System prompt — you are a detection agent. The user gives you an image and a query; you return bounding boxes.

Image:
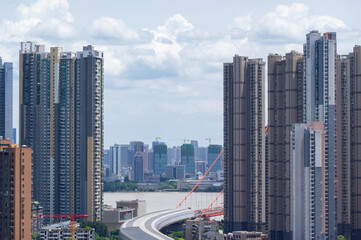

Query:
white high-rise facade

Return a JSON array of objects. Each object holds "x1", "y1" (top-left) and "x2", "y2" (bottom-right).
[{"x1": 290, "y1": 122, "x2": 325, "y2": 240}]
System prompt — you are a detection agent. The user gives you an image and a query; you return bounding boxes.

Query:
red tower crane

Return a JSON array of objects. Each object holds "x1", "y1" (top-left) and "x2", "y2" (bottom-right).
[{"x1": 36, "y1": 214, "x2": 88, "y2": 240}]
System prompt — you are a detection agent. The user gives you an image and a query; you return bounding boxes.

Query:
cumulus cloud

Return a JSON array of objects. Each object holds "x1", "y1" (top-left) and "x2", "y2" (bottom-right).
[
  {"x1": 233, "y1": 14, "x2": 252, "y2": 31},
  {"x1": 89, "y1": 17, "x2": 152, "y2": 43},
  {"x1": 17, "y1": 0, "x2": 73, "y2": 22},
  {"x1": 0, "y1": 0, "x2": 75, "y2": 42},
  {"x1": 155, "y1": 14, "x2": 194, "y2": 37},
  {"x1": 162, "y1": 99, "x2": 222, "y2": 115},
  {"x1": 113, "y1": 14, "x2": 194, "y2": 80},
  {"x1": 0, "y1": 18, "x2": 40, "y2": 42},
  {"x1": 177, "y1": 29, "x2": 221, "y2": 42},
  {"x1": 232, "y1": 3, "x2": 347, "y2": 43},
  {"x1": 31, "y1": 19, "x2": 75, "y2": 39},
  {"x1": 274, "y1": 3, "x2": 308, "y2": 19}
]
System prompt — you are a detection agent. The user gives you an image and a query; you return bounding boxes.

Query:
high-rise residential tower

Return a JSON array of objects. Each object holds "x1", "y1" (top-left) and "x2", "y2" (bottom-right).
[
  {"x1": 191, "y1": 140, "x2": 198, "y2": 160},
  {"x1": 267, "y1": 51, "x2": 304, "y2": 239},
  {"x1": 19, "y1": 42, "x2": 51, "y2": 215},
  {"x1": 197, "y1": 146, "x2": 207, "y2": 162},
  {"x1": 103, "y1": 149, "x2": 110, "y2": 166},
  {"x1": 0, "y1": 139, "x2": 33, "y2": 240},
  {"x1": 76, "y1": 45, "x2": 104, "y2": 221},
  {"x1": 207, "y1": 144, "x2": 222, "y2": 172},
  {"x1": 153, "y1": 143, "x2": 167, "y2": 176},
  {"x1": 290, "y1": 122, "x2": 325, "y2": 240},
  {"x1": 223, "y1": 55, "x2": 266, "y2": 233},
  {"x1": 134, "y1": 153, "x2": 144, "y2": 182},
  {"x1": 109, "y1": 144, "x2": 121, "y2": 176},
  {"x1": 303, "y1": 31, "x2": 337, "y2": 239},
  {"x1": 0, "y1": 57, "x2": 13, "y2": 141},
  {"x1": 19, "y1": 42, "x2": 104, "y2": 221},
  {"x1": 129, "y1": 141, "x2": 144, "y2": 167},
  {"x1": 181, "y1": 143, "x2": 195, "y2": 177},
  {"x1": 350, "y1": 45, "x2": 361, "y2": 238},
  {"x1": 323, "y1": 44, "x2": 361, "y2": 239},
  {"x1": 120, "y1": 144, "x2": 130, "y2": 167},
  {"x1": 336, "y1": 54, "x2": 351, "y2": 238}
]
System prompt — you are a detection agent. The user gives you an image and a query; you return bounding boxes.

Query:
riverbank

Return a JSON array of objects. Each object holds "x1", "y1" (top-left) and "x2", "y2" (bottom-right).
[
  {"x1": 104, "y1": 191, "x2": 224, "y2": 219},
  {"x1": 104, "y1": 179, "x2": 223, "y2": 192}
]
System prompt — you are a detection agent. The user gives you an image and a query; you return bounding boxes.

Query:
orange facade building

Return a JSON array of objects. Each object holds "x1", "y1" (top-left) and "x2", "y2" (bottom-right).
[{"x1": 0, "y1": 139, "x2": 32, "y2": 239}]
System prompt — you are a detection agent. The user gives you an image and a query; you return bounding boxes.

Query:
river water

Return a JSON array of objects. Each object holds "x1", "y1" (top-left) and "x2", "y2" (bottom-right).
[{"x1": 104, "y1": 192, "x2": 223, "y2": 219}]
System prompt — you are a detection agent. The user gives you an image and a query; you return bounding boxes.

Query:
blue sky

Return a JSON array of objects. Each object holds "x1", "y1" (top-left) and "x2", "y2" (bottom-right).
[{"x1": 1, "y1": 0, "x2": 361, "y2": 148}]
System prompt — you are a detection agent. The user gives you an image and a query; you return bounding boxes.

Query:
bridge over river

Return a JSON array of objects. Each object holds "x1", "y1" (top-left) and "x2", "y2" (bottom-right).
[
  {"x1": 120, "y1": 151, "x2": 225, "y2": 240},
  {"x1": 120, "y1": 208, "x2": 195, "y2": 240}
]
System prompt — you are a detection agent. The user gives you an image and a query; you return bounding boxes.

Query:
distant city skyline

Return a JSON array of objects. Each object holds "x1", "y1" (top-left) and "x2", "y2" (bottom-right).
[{"x1": 1, "y1": 0, "x2": 361, "y2": 148}]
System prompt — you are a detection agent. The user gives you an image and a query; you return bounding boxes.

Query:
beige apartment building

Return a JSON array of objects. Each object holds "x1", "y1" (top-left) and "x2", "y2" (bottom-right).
[
  {"x1": 223, "y1": 55, "x2": 266, "y2": 233},
  {"x1": 350, "y1": 45, "x2": 361, "y2": 238},
  {"x1": 267, "y1": 51, "x2": 303, "y2": 239},
  {"x1": 336, "y1": 54, "x2": 352, "y2": 237}
]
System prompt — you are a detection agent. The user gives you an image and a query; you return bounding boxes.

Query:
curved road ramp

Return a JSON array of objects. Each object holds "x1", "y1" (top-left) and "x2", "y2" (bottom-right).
[{"x1": 120, "y1": 208, "x2": 195, "y2": 240}]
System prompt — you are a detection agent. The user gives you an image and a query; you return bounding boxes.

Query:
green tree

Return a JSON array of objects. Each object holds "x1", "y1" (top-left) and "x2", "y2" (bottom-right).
[
  {"x1": 80, "y1": 220, "x2": 108, "y2": 237},
  {"x1": 169, "y1": 181, "x2": 178, "y2": 189},
  {"x1": 32, "y1": 233, "x2": 40, "y2": 240},
  {"x1": 180, "y1": 186, "x2": 191, "y2": 192},
  {"x1": 104, "y1": 180, "x2": 139, "y2": 192},
  {"x1": 95, "y1": 233, "x2": 108, "y2": 240},
  {"x1": 110, "y1": 228, "x2": 120, "y2": 236},
  {"x1": 161, "y1": 184, "x2": 174, "y2": 190},
  {"x1": 160, "y1": 176, "x2": 171, "y2": 182},
  {"x1": 337, "y1": 236, "x2": 346, "y2": 240},
  {"x1": 169, "y1": 231, "x2": 184, "y2": 240}
]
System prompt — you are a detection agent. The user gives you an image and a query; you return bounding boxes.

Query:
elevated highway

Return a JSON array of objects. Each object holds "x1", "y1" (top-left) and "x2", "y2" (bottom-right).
[
  {"x1": 120, "y1": 208, "x2": 195, "y2": 240},
  {"x1": 120, "y1": 151, "x2": 224, "y2": 239}
]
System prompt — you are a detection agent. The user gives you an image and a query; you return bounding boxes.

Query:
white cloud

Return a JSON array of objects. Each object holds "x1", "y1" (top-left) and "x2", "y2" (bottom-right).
[
  {"x1": 156, "y1": 14, "x2": 194, "y2": 37},
  {"x1": 0, "y1": 0, "x2": 76, "y2": 42},
  {"x1": 275, "y1": 3, "x2": 308, "y2": 19},
  {"x1": 121, "y1": 14, "x2": 193, "y2": 77},
  {"x1": 90, "y1": 17, "x2": 152, "y2": 43},
  {"x1": 17, "y1": 0, "x2": 73, "y2": 23},
  {"x1": 31, "y1": 19, "x2": 75, "y2": 39},
  {"x1": 0, "y1": 18, "x2": 40, "y2": 42},
  {"x1": 233, "y1": 14, "x2": 252, "y2": 31},
  {"x1": 162, "y1": 99, "x2": 222, "y2": 115},
  {"x1": 229, "y1": 3, "x2": 347, "y2": 44},
  {"x1": 177, "y1": 29, "x2": 221, "y2": 42},
  {"x1": 259, "y1": 3, "x2": 346, "y2": 41},
  {"x1": 306, "y1": 15, "x2": 346, "y2": 32}
]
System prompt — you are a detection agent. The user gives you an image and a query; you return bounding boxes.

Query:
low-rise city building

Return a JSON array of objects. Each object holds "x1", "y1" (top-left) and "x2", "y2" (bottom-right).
[
  {"x1": 223, "y1": 231, "x2": 268, "y2": 240},
  {"x1": 32, "y1": 201, "x2": 44, "y2": 234},
  {"x1": 165, "y1": 165, "x2": 186, "y2": 179},
  {"x1": 103, "y1": 205, "x2": 136, "y2": 231},
  {"x1": 185, "y1": 218, "x2": 219, "y2": 240},
  {"x1": 39, "y1": 221, "x2": 95, "y2": 240},
  {"x1": 116, "y1": 200, "x2": 146, "y2": 217}
]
